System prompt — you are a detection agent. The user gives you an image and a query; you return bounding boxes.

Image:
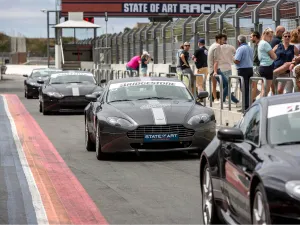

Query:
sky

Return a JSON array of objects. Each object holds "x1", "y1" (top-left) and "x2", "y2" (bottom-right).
[{"x1": 0, "y1": 0, "x2": 149, "y2": 39}]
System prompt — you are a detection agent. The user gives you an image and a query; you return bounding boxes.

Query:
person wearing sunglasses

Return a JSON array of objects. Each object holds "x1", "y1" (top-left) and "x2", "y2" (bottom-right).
[{"x1": 272, "y1": 31, "x2": 299, "y2": 94}]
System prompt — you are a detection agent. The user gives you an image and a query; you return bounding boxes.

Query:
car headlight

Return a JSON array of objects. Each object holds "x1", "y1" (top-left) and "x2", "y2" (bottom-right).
[
  {"x1": 46, "y1": 92, "x2": 64, "y2": 98},
  {"x1": 107, "y1": 117, "x2": 136, "y2": 128},
  {"x1": 285, "y1": 181, "x2": 300, "y2": 200},
  {"x1": 187, "y1": 114, "x2": 211, "y2": 126}
]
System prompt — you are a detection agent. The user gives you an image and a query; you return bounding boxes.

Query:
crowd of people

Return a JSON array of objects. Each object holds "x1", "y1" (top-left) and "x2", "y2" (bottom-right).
[
  {"x1": 125, "y1": 25, "x2": 300, "y2": 112},
  {"x1": 176, "y1": 25, "x2": 300, "y2": 112}
]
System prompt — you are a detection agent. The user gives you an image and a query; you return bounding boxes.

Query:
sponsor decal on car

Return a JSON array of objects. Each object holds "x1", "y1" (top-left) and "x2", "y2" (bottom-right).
[
  {"x1": 268, "y1": 102, "x2": 300, "y2": 118},
  {"x1": 109, "y1": 81, "x2": 185, "y2": 89},
  {"x1": 140, "y1": 103, "x2": 171, "y2": 109}
]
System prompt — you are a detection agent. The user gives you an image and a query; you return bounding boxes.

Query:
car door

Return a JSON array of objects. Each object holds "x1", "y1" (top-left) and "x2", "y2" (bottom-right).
[{"x1": 221, "y1": 104, "x2": 261, "y2": 224}]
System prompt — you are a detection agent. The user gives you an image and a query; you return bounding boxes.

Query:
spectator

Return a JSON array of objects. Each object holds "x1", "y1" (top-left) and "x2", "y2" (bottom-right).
[
  {"x1": 258, "y1": 28, "x2": 277, "y2": 97},
  {"x1": 219, "y1": 35, "x2": 240, "y2": 107},
  {"x1": 250, "y1": 31, "x2": 261, "y2": 102},
  {"x1": 270, "y1": 26, "x2": 285, "y2": 48},
  {"x1": 207, "y1": 34, "x2": 239, "y2": 106},
  {"x1": 126, "y1": 55, "x2": 141, "y2": 76},
  {"x1": 293, "y1": 64, "x2": 300, "y2": 91},
  {"x1": 140, "y1": 51, "x2": 152, "y2": 77},
  {"x1": 272, "y1": 31, "x2": 299, "y2": 94},
  {"x1": 290, "y1": 29, "x2": 300, "y2": 51},
  {"x1": 179, "y1": 42, "x2": 195, "y2": 93},
  {"x1": 192, "y1": 38, "x2": 208, "y2": 94},
  {"x1": 207, "y1": 34, "x2": 223, "y2": 103},
  {"x1": 234, "y1": 35, "x2": 254, "y2": 111}
]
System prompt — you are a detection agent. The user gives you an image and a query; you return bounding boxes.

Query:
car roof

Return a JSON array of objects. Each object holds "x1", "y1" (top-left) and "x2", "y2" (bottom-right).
[
  {"x1": 109, "y1": 76, "x2": 182, "y2": 84},
  {"x1": 32, "y1": 68, "x2": 61, "y2": 72},
  {"x1": 257, "y1": 92, "x2": 300, "y2": 107}
]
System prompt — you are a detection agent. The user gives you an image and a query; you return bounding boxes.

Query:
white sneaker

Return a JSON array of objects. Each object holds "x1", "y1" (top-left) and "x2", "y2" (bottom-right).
[
  {"x1": 236, "y1": 102, "x2": 242, "y2": 108},
  {"x1": 223, "y1": 102, "x2": 229, "y2": 108},
  {"x1": 214, "y1": 99, "x2": 220, "y2": 104}
]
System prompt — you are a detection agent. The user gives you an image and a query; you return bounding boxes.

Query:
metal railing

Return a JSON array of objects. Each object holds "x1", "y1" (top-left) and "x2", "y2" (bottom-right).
[
  {"x1": 274, "y1": 77, "x2": 298, "y2": 94},
  {"x1": 228, "y1": 76, "x2": 245, "y2": 112},
  {"x1": 249, "y1": 77, "x2": 267, "y2": 105},
  {"x1": 209, "y1": 75, "x2": 224, "y2": 109}
]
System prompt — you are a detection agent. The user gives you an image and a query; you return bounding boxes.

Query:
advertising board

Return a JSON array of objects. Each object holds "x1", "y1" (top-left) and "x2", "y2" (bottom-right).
[{"x1": 61, "y1": 0, "x2": 261, "y2": 17}]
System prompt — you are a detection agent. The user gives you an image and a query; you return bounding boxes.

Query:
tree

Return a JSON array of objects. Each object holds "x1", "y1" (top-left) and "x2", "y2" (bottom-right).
[{"x1": 124, "y1": 27, "x2": 131, "y2": 33}]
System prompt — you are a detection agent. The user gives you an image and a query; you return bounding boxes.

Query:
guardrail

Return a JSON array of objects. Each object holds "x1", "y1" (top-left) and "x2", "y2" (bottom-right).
[
  {"x1": 274, "y1": 77, "x2": 298, "y2": 94},
  {"x1": 249, "y1": 77, "x2": 267, "y2": 105},
  {"x1": 228, "y1": 76, "x2": 245, "y2": 113}
]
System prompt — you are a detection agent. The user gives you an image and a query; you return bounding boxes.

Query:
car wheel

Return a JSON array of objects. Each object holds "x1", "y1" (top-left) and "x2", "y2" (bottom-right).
[
  {"x1": 201, "y1": 164, "x2": 221, "y2": 224},
  {"x1": 252, "y1": 183, "x2": 271, "y2": 225},
  {"x1": 95, "y1": 123, "x2": 105, "y2": 160},
  {"x1": 42, "y1": 102, "x2": 49, "y2": 115},
  {"x1": 85, "y1": 118, "x2": 95, "y2": 152}
]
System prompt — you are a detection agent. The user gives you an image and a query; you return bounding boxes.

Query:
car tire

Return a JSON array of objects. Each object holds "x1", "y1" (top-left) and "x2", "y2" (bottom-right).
[
  {"x1": 252, "y1": 183, "x2": 271, "y2": 224},
  {"x1": 201, "y1": 164, "x2": 222, "y2": 225},
  {"x1": 39, "y1": 101, "x2": 42, "y2": 113},
  {"x1": 85, "y1": 118, "x2": 95, "y2": 152},
  {"x1": 95, "y1": 123, "x2": 105, "y2": 160},
  {"x1": 42, "y1": 102, "x2": 49, "y2": 115}
]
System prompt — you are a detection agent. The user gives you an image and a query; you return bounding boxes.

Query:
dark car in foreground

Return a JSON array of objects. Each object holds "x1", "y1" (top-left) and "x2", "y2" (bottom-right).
[
  {"x1": 199, "y1": 92, "x2": 300, "y2": 225},
  {"x1": 23, "y1": 68, "x2": 62, "y2": 98},
  {"x1": 84, "y1": 77, "x2": 216, "y2": 160},
  {"x1": 38, "y1": 71, "x2": 103, "y2": 115}
]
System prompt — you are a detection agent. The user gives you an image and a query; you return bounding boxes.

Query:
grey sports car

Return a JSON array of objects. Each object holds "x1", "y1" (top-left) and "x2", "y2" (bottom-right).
[{"x1": 84, "y1": 77, "x2": 216, "y2": 160}]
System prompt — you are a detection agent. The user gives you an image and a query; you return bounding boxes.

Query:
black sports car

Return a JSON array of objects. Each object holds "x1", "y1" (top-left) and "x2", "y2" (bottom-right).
[
  {"x1": 199, "y1": 92, "x2": 300, "y2": 225},
  {"x1": 38, "y1": 70, "x2": 104, "y2": 115},
  {"x1": 84, "y1": 77, "x2": 216, "y2": 160},
  {"x1": 23, "y1": 68, "x2": 62, "y2": 98}
]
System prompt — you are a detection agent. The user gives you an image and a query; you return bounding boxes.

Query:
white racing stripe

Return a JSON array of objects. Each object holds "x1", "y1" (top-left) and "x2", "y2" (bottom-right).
[
  {"x1": 72, "y1": 87, "x2": 80, "y2": 96},
  {"x1": 2, "y1": 96, "x2": 49, "y2": 225},
  {"x1": 147, "y1": 100, "x2": 167, "y2": 125}
]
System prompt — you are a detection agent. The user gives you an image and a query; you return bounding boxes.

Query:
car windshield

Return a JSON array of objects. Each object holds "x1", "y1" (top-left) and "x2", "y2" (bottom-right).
[
  {"x1": 30, "y1": 70, "x2": 61, "y2": 78},
  {"x1": 106, "y1": 80, "x2": 193, "y2": 102},
  {"x1": 268, "y1": 102, "x2": 300, "y2": 145},
  {"x1": 49, "y1": 73, "x2": 96, "y2": 84}
]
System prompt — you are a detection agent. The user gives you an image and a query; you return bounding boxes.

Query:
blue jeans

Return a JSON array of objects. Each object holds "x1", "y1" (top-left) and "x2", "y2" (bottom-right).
[{"x1": 214, "y1": 69, "x2": 239, "y2": 103}]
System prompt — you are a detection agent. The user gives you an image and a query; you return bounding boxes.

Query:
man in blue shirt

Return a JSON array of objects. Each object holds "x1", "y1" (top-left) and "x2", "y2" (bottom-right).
[{"x1": 234, "y1": 35, "x2": 254, "y2": 111}]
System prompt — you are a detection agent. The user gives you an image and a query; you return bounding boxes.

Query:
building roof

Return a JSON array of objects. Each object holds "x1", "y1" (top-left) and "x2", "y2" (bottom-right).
[{"x1": 54, "y1": 20, "x2": 100, "y2": 28}]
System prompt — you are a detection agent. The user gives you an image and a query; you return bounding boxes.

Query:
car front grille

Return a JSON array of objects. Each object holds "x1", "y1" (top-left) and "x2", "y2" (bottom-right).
[
  {"x1": 127, "y1": 125, "x2": 195, "y2": 139},
  {"x1": 59, "y1": 96, "x2": 87, "y2": 102}
]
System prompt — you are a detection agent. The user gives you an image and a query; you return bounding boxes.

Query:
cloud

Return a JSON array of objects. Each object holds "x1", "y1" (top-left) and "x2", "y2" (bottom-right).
[{"x1": 0, "y1": 0, "x2": 149, "y2": 38}]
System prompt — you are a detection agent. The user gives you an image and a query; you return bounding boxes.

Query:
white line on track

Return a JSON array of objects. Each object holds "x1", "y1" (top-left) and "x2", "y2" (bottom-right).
[{"x1": 2, "y1": 95, "x2": 49, "y2": 225}]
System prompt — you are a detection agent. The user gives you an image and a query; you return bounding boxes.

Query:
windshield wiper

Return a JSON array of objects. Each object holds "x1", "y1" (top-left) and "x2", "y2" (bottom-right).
[
  {"x1": 277, "y1": 141, "x2": 300, "y2": 146},
  {"x1": 66, "y1": 81, "x2": 83, "y2": 83},
  {"x1": 51, "y1": 82, "x2": 63, "y2": 84},
  {"x1": 108, "y1": 99, "x2": 132, "y2": 103},
  {"x1": 137, "y1": 97, "x2": 172, "y2": 100}
]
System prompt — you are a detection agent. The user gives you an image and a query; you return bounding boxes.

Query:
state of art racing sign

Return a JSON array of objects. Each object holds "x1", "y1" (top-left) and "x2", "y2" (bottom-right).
[{"x1": 61, "y1": 0, "x2": 261, "y2": 17}]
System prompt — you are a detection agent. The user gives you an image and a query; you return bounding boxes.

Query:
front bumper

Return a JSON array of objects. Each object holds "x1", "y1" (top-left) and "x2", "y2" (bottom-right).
[
  {"x1": 43, "y1": 96, "x2": 90, "y2": 112},
  {"x1": 27, "y1": 85, "x2": 40, "y2": 97},
  {"x1": 100, "y1": 121, "x2": 216, "y2": 153}
]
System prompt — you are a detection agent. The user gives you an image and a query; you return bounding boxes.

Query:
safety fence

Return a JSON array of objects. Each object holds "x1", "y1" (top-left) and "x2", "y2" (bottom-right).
[
  {"x1": 81, "y1": 68, "x2": 299, "y2": 113},
  {"x1": 76, "y1": 0, "x2": 300, "y2": 66}
]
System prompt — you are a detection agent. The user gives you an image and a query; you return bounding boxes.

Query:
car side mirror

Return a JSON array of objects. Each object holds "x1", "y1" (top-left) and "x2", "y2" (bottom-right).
[
  {"x1": 37, "y1": 80, "x2": 44, "y2": 84},
  {"x1": 23, "y1": 74, "x2": 28, "y2": 77},
  {"x1": 85, "y1": 94, "x2": 98, "y2": 102},
  {"x1": 217, "y1": 127, "x2": 244, "y2": 143},
  {"x1": 198, "y1": 91, "x2": 209, "y2": 99}
]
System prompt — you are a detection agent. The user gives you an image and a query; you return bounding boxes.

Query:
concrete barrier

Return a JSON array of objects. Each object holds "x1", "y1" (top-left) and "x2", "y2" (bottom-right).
[{"x1": 5, "y1": 65, "x2": 48, "y2": 75}]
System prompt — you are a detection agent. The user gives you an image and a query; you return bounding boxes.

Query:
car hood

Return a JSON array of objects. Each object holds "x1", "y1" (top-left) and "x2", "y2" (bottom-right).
[
  {"x1": 273, "y1": 145, "x2": 300, "y2": 167},
  {"x1": 28, "y1": 77, "x2": 49, "y2": 83},
  {"x1": 107, "y1": 100, "x2": 209, "y2": 125},
  {"x1": 47, "y1": 83, "x2": 100, "y2": 96}
]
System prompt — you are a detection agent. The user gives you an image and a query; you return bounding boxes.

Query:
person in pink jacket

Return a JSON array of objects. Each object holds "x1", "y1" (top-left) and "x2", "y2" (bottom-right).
[{"x1": 126, "y1": 55, "x2": 141, "y2": 73}]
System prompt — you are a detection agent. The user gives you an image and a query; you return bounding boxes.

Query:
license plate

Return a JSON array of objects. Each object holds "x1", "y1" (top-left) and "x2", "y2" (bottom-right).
[{"x1": 144, "y1": 134, "x2": 179, "y2": 142}]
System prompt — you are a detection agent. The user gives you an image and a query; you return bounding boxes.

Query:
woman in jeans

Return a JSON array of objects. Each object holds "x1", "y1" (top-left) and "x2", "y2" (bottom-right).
[
  {"x1": 272, "y1": 31, "x2": 299, "y2": 94},
  {"x1": 126, "y1": 55, "x2": 141, "y2": 76},
  {"x1": 258, "y1": 28, "x2": 277, "y2": 96}
]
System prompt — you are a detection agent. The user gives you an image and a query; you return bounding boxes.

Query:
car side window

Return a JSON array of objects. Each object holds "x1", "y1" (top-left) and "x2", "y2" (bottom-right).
[{"x1": 239, "y1": 105, "x2": 260, "y2": 145}]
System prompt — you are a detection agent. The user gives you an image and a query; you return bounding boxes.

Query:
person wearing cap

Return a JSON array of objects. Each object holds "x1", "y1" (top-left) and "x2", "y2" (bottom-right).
[
  {"x1": 192, "y1": 38, "x2": 208, "y2": 95},
  {"x1": 140, "y1": 51, "x2": 152, "y2": 77},
  {"x1": 179, "y1": 41, "x2": 195, "y2": 93}
]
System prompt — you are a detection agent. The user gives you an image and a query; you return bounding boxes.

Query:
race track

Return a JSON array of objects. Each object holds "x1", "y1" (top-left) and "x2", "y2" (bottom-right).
[{"x1": 0, "y1": 74, "x2": 203, "y2": 224}]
